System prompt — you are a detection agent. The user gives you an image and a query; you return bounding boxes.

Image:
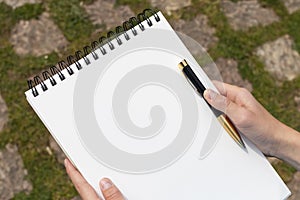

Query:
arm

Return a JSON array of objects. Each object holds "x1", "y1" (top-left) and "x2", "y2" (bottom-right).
[
  {"x1": 275, "y1": 122, "x2": 300, "y2": 170},
  {"x1": 203, "y1": 82, "x2": 300, "y2": 170}
]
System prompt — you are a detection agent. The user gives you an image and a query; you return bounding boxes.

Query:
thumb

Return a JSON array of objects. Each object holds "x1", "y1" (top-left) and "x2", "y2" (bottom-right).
[
  {"x1": 204, "y1": 89, "x2": 228, "y2": 113},
  {"x1": 204, "y1": 89, "x2": 247, "y2": 126},
  {"x1": 100, "y1": 178, "x2": 125, "y2": 200}
]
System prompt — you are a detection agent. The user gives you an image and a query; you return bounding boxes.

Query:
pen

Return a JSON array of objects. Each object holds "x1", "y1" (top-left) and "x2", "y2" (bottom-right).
[{"x1": 178, "y1": 59, "x2": 246, "y2": 149}]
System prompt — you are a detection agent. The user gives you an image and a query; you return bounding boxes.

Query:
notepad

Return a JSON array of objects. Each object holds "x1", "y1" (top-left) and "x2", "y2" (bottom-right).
[{"x1": 25, "y1": 10, "x2": 291, "y2": 200}]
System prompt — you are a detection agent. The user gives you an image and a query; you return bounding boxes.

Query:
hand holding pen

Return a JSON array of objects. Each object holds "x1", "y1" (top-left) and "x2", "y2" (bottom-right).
[
  {"x1": 203, "y1": 81, "x2": 288, "y2": 156},
  {"x1": 204, "y1": 81, "x2": 300, "y2": 170},
  {"x1": 65, "y1": 77, "x2": 300, "y2": 199},
  {"x1": 178, "y1": 60, "x2": 246, "y2": 148}
]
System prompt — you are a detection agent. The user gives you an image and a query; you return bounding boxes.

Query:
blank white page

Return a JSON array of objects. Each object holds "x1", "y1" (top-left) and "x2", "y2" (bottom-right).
[{"x1": 25, "y1": 11, "x2": 290, "y2": 200}]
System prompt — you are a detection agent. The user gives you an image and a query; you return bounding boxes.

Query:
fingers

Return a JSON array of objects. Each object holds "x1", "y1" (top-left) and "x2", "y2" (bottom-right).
[
  {"x1": 100, "y1": 178, "x2": 125, "y2": 200},
  {"x1": 204, "y1": 89, "x2": 252, "y2": 127},
  {"x1": 212, "y1": 81, "x2": 255, "y2": 107},
  {"x1": 65, "y1": 159, "x2": 125, "y2": 200},
  {"x1": 212, "y1": 80, "x2": 227, "y2": 95},
  {"x1": 204, "y1": 89, "x2": 231, "y2": 113},
  {"x1": 64, "y1": 159, "x2": 102, "y2": 200},
  {"x1": 212, "y1": 81, "x2": 246, "y2": 103}
]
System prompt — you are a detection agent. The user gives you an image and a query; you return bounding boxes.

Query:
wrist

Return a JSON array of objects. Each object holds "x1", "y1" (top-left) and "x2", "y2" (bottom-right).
[
  {"x1": 272, "y1": 122, "x2": 300, "y2": 170},
  {"x1": 258, "y1": 116, "x2": 285, "y2": 157},
  {"x1": 269, "y1": 120, "x2": 287, "y2": 157}
]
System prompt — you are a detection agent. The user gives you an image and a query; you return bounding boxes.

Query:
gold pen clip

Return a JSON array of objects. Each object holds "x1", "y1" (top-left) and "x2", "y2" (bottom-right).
[{"x1": 178, "y1": 61, "x2": 201, "y2": 96}]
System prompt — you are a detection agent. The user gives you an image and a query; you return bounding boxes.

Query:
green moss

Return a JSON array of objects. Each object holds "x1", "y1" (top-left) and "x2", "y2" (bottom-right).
[
  {"x1": 0, "y1": 44, "x2": 74, "y2": 199},
  {"x1": 80, "y1": 0, "x2": 97, "y2": 4},
  {"x1": 48, "y1": 0, "x2": 94, "y2": 41},
  {"x1": 272, "y1": 161, "x2": 297, "y2": 183},
  {"x1": 259, "y1": 0, "x2": 288, "y2": 18},
  {"x1": 0, "y1": 3, "x2": 16, "y2": 45},
  {"x1": 286, "y1": 12, "x2": 300, "y2": 53},
  {"x1": 115, "y1": 0, "x2": 151, "y2": 14},
  {"x1": 13, "y1": 3, "x2": 44, "y2": 20}
]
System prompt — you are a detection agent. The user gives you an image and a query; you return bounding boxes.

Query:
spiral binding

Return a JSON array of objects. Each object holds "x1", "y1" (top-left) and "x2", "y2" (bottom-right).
[{"x1": 27, "y1": 8, "x2": 160, "y2": 97}]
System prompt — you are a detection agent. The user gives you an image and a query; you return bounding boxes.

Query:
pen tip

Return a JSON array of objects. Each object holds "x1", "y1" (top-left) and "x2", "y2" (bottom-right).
[
  {"x1": 217, "y1": 115, "x2": 247, "y2": 150},
  {"x1": 239, "y1": 139, "x2": 246, "y2": 149}
]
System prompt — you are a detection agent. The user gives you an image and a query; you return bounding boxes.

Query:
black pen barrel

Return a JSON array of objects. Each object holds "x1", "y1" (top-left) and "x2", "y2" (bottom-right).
[
  {"x1": 179, "y1": 59, "x2": 246, "y2": 149},
  {"x1": 182, "y1": 65, "x2": 223, "y2": 117},
  {"x1": 182, "y1": 65, "x2": 206, "y2": 96}
]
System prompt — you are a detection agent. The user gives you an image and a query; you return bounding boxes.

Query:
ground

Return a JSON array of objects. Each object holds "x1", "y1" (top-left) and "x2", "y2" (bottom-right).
[{"x1": 0, "y1": 0, "x2": 299, "y2": 199}]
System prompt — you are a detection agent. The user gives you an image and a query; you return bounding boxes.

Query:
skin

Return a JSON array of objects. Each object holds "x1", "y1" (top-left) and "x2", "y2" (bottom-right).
[
  {"x1": 65, "y1": 159, "x2": 125, "y2": 200},
  {"x1": 204, "y1": 82, "x2": 300, "y2": 170},
  {"x1": 65, "y1": 82, "x2": 300, "y2": 199}
]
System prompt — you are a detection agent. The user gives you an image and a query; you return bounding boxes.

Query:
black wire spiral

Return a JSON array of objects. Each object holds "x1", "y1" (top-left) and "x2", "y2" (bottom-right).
[{"x1": 27, "y1": 9, "x2": 160, "y2": 97}]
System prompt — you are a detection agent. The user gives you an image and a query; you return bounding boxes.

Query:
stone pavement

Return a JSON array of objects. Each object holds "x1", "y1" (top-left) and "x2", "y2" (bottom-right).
[
  {"x1": 0, "y1": 144, "x2": 32, "y2": 200},
  {"x1": 288, "y1": 172, "x2": 300, "y2": 200},
  {"x1": 48, "y1": 136, "x2": 66, "y2": 165},
  {"x1": 1, "y1": 0, "x2": 300, "y2": 199},
  {"x1": 255, "y1": 35, "x2": 300, "y2": 82},
  {"x1": 0, "y1": 0, "x2": 40, "y2": 9},
  {"x1": 255, "y1": 32, "x2": 300, "y2": 198},
  {"x1": 202, "y1": 58, "x2": 253, "y2": 91},
  {"x1": 296, "y1": 96, "x2": 300, "y2": 112},
  {"x1": 170, "y1": 14, "x2": 218, "y2": 51},
  {"x1": 10, "y1": 12, "x2": 68, "y2": 56},
  {"x1": 282, "y1": 0, "x2": 300, "y2": 14},
  {"x1": 214, "y1": 58, "x2": 253, "y2": 91},
  {"x1": 0, "y1": 94, "x2": 8, "y2": 132},
  {"x1": 149, "y1": 0, "x2": 191, "y2": 15},
  {"x1": 221, "y1": 0, "x2": 279, "y2": 31},
  {"x1": 83, "y1": 0, "x2": 134, "y2": 31},
  {"x1": 0, "y1": 93, "x2": 31, "y2": 199}
]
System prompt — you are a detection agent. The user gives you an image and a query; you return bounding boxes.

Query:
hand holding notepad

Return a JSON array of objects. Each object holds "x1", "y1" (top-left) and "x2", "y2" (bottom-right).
[{"x1": 25, "y1": 9, "x2": 290, "y2": 199}]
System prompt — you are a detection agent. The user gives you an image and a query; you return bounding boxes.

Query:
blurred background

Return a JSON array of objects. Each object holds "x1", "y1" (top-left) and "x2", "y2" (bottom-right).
[{"x1": 0, "y1": 0, "x2": 300, "y2": 199}]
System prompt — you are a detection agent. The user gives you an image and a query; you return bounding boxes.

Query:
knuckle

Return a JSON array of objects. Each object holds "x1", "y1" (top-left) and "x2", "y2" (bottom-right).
[
  {"x1": 225, "y1": 97, "x2": 232, "y2": 108},
  {"x1": 236, "y1": 110, "x2": 252, "y2": 126},
  {"x1": 238, "y1": 87, "x2": 250, "y2": 97}
]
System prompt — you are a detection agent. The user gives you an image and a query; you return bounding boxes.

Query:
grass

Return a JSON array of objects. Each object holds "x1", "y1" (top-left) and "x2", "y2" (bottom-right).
[
  {"x1": 0, "y1": 0, "x2": 299, "y2": 199},
  {"x1": 116, "y1": 0, "x2": 152, "y2": 13},
  {"x1": 48, "y1": 0, "x2": 94, "y2": 41},
  {"x1": 13, "y1": 3, "x2": 44, "y2": 20}
]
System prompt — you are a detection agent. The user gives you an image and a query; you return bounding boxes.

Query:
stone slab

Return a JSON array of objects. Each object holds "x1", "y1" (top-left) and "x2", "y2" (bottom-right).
[
  {"x1": 0, "y1": 0, "x2": 41, "y2": 9},
  {"x1": 256, "y1": 35, "x2": 300, "y2": 81},
  {"x1": 83, "y1": 0, "x2": 134, "y2": 31},
  {"x1": 295, "y1": 96, "x2": 300, "y2": 112},
  {"x1": 282, "y1": 0, "x2": 300, "y2": 14},
  {"x1": 10, "y1": 12, "x2": 68, "y2": 56},
  {"x1": 0, "y1": 144, "x2": 32, "y2": 200},
  {"x1": 0, "y1": 94, "x2": 8, "y2": 132},
  {"x1": 288, "y1": 172, "x2": 300, "y2": 200},
  {"x1": 203, "y1": 58, "x2": 253, "y2": 91},
  {"x1": 221, "y1": 0, "x2": 279, "y2": 31},
  {"x1": 149, "y1": 0, "x2": 191, "y2": 15},
  {"x1": 48, "y1": 136, "x2": 66, "y2": 165},
  {"x1": 170, "y1": 14, "x2": 218, "y2": 52}
]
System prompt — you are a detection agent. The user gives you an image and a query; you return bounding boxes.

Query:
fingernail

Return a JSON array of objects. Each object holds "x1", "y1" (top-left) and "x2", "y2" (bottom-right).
[
  {"x1": 205, "y1": 89, "x2": 217, "y2": 101},
  {"x1": 100, "y1": 178, "x2": 112, "y2": 190}
]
